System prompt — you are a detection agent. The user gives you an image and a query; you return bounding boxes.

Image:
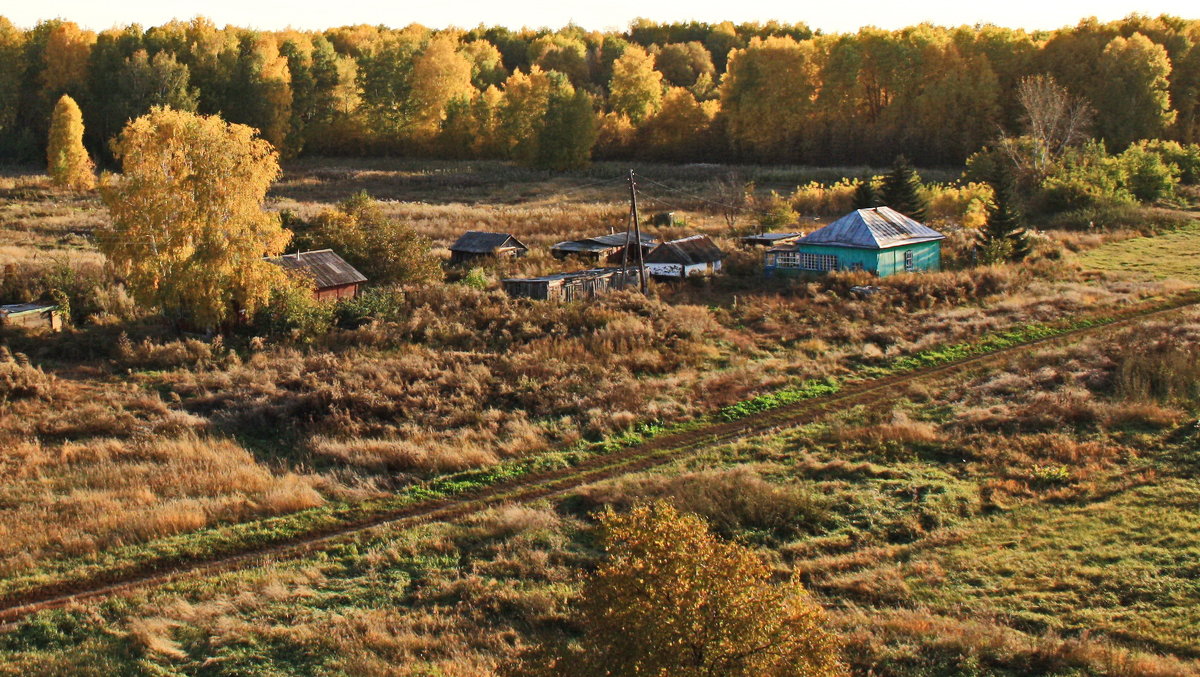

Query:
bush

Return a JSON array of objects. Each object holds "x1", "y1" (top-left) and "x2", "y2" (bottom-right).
[
  {"x1": 253, "y1": 277, "x2": 335, "y2": 342},
  {"x1": 1038, "y1": 141, "x2": 1134, "y2": 213},
  {"x1": 1116, "y1": 143, "x2": 1180, "y2": 203},
  {"x1": 1137, "y1": 139, "x2": 1200, "y2": 184}
]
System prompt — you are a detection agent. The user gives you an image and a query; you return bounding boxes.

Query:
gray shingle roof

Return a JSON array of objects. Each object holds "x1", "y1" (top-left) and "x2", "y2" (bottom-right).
[
  {"x1": 644, "y1": 235, "x2": 725, "y2": 265},
  {"x1": 794, "y1": 207, "x2": 944, "y2": 249},
  {"x1": 267, "y1": 249, "x2": 367, "y2": 289},
  {"x1": 551, "y1": 232, "x2": 656, "y2": 254},
  {"x1": 450, "y1": 231, "x2": 528, "y2": 253}
]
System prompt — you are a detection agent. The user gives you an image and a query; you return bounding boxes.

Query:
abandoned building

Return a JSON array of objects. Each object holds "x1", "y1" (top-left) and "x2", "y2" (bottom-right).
[
  {"x1": 267, "y1": 249, "x2": 367, "y2": 300},
  {"x1": 550, "y1": 232, "x2": 656, "y2": 264},
  {"x1": 643, "y1": 235, "x2": 725, "y2": 278},
  {"x1": 501, "y1": 267, "x2": 642, "y2": 301},
  {"x1": 0, "y1": 303, "x2": 63, "y2": 331},
  {"x1": 764, "y1": 206, "x2": 944, "y2": 278},
  {"x1": 449, "y1": 231, "x2": 529, "y2": 265}
]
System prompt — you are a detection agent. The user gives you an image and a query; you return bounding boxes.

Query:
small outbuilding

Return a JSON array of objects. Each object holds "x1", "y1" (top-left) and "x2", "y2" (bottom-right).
[
  {"x1": 502, "y1": 267, "x2": 641, "y2": 301},
  {"x1": 0, "y1": 303, "x2": 63, "y2": 332},
  {"x1": 740, "y1": 232, "x2": 804, "y2": 248},
  {"x1": 550, "y1": 232, "x2": 656, "y2": 264},
  {"x1": 643, "y1": 235, "x2": 725, "y2": 278},
  {"x1": 267, "y1": 249, "x2": 367, "y2": 301},
  {"x1": 449, "y1": 231, "x2": 529, "y2": 265},
  {"x1": 765, "y1": 206, "x2": 944, "y2": 278}
]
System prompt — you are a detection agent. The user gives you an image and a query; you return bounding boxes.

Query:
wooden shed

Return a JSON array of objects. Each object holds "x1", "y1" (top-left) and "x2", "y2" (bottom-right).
[
  {"x1": 502, "y1": 267, "x2": 641, "y2": 301},
  {"x1": 550, "y1": 232, "x2": 656, "y2": 264},
  {"x1": 449, "y1": 231, "x2": 529, "y2": 265},
  {"x1": 0, "y1": 303, "x2": 63, "y2": 331},
  {"x1": 644, "y1": 235, "x2": 725, "y2": 278},
  {"x1": 267, "y1": 249, "x2": 367, "y2": 301},
  {"x1": 764, "y1": 206, "x2": 944, "y2": 278}
]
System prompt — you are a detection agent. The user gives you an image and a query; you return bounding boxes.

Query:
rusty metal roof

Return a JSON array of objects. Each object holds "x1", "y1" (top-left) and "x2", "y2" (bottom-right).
[
  {"x1": 644, "y1": 235, "x2": 724, "y2": 265},
  {"x1": 792, "y1": 207, "x2": 944, "y2": 250},
  {"x1": 450, "y1": 231, "x2": 528, "y2": 253},
  {"x1": 267, "y1": 249, "x2": 367, "y2": 289}
]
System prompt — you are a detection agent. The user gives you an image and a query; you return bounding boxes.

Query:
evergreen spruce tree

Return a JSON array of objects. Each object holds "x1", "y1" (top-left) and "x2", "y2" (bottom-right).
[
  {"x1": 977, "y1": 176, "x2": 1032, "y2": 264},
  {"x1": 46, "y1": 95, "x2": 95, "y2": 191},
  {"x1": 852, "y1": 175, "x2": 882, "y2": 209},
  {"x1": 880, "y1": 155, "x2": 927, "y2": 220}
]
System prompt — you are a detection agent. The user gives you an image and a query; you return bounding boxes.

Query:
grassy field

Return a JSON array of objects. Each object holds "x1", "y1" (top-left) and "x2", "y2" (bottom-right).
[
  {"x1": 1080, "y1": 220, "x2": 1200, "y2": 282},
  {"x1": 1, "y1": 159, "x2": 1199, "y2": 675}
]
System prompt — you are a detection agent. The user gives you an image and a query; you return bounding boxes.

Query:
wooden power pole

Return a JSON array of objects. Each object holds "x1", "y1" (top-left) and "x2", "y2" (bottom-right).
[{"x1": 628, "y1": 169, "x2": 647, "y2": 294}]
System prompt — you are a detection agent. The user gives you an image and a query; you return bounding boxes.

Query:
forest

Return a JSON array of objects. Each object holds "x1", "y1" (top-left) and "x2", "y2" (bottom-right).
[{"x1": 1, "y1": 14, "x2": 1199, "y2": 168}]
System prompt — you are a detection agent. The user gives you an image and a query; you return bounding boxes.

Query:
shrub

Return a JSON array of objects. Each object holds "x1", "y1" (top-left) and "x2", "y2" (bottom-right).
[
  {"x1": 1116, "y1": 142, "x2": 1180, "y2": 203},
  {"x1": 253, "y1": 277, "x2": 335, "y2": 342}
]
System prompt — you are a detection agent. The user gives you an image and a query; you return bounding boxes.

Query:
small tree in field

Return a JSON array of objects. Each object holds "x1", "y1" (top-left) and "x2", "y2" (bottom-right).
[
  {"x1": 526, "y1": 502, "x2": 847, "y2": 677},
  {"x1": 302, "y1": 191, "x2": 441, "y2": 286},
  {"x1": 977, "y1": 175, "x2": 1032, "y2": 265},
  {"x1": 98, "y1": 107, "x2": 292, "y2": 329},
  {"x1": 46, "y1": 94, "x2": 94, "y2": 190}
]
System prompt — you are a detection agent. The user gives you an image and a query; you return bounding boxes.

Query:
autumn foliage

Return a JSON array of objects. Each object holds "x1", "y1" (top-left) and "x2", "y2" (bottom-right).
[
  {"x1": 46, "y1": 94, "x2": 94, "y2": 190},
  {"x1": 533, "y1": 502, "x2": 847, "y2": 676},
  {"x1": 98, "y1": 108, "x2": 291, "y2": 329}
]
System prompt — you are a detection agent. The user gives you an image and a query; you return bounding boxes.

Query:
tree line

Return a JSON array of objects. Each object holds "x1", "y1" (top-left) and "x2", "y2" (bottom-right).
[{"x1": 1, "y1": 14, "x2": 1199, "y2": 168}]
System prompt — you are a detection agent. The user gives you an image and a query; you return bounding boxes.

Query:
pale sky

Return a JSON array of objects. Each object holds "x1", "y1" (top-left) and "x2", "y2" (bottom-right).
[{"x1": 4, "y1": 0, "x2": 1196, "y2": 34}]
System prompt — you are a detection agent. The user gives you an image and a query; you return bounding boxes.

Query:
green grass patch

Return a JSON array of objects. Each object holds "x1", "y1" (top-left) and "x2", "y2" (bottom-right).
[{"x1": 1081, "y1": 220, "x2": 1200, "y2": 282}]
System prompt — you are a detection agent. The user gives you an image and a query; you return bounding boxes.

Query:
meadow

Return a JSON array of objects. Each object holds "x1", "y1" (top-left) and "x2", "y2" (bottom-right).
[{"x1": 1, "y1": 158, "x2": 1198, "y2": 675}]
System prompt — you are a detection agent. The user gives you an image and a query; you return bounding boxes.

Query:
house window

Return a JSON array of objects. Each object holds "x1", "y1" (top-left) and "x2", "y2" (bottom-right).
[
  {"x1": 778, "y1": 252, "x2": 838, "y2": 271},
  {"x1": 904, "y1": 251, "x2": 915, "y2": 272}
]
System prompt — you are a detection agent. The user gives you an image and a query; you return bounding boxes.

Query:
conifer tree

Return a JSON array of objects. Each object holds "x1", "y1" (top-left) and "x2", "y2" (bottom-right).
[
  {"x1": 977, "y1": 175, "x2": 1032, "y2": 264},
  {"x1": 880, "y1": 155, "x2": 927, "y2": 220},
  {"x1": 46, "y1": 94, "x2": 94, "y2": 190},
  {"x1": 851, "y1": 175, "x2": 882, "y2": 209}
]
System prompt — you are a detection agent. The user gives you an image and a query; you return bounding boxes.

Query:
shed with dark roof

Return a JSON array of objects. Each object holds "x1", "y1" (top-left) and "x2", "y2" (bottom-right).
[
  {"x1": 0, "y1": 303, "x2": 62, "y2": 332},
  {"x1": 550, "y1": 232, "x2": 656, "y2": 264},
  {"x1": 501, "y1": 267, "x2": 641, "y2": 301},
  {"x1": 643, "y1": 235, "x2": 725, "y2": 278},
  {"x1": 267, "y1": 249, "x2": 367, "y2": 301},
  {"x1": 764, "y1": 206, "x2": 944, "y2": 278},
  {"x1": 449, "y1": 231, "x2": 529, "y2": 264}
]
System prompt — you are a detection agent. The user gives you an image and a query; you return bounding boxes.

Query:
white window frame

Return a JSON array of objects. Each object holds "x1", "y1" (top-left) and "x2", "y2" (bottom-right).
[{"x1": 904, "y1": 250, "x2": 915, "y2": 272}]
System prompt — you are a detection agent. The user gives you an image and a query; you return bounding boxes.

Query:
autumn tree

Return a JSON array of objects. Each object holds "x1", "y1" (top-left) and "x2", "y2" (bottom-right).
[
  {"x1": 46, "y1": 95, "x2": 94, "y2": 190},
  {"x1": 523, "y1": 502, "x2": 847, "y2": 677},
  {"x1": 721, "y1": 36, "x2": 821, "y2": 160},
  {"x1": 408, "y1": 34, "x2": 476, "y2": 138},
  {"x1": 655, "y1": 41, "x2": 716, "y2": 88},
  {"x1": 637, "y1": 87, "x2": 717, "y2": 161},
  {"x1": 529, "y1": 34, "x2": 590, "y2": 86},
  {"x1": 300, "y1": 191, "x2": 441, "y2": 285},
  {"x1": 1014, "y1": 74, "x2": 1094, "y2": 174},
  {"x1": 1096, "y1": 33, "x2": 1176, "y2": 149},
  {"x1": 0, "y1": 18, "x2": 26, "y2": 156},
  {"x1": 609, "y1": 45, "x2": 663, "y2": 124},
  {"x1": 98, "y1": 108, "x2": 291, "y2": 329},
  {"x1": 536, "y1": 73, "x2": 597, "y2": 169},
  {"x1": 880, "y1": 155, "x2": 927, "y2": 220}
]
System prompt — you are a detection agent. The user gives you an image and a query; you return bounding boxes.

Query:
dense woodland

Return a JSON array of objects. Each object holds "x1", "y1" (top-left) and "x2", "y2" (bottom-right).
[{"x1": 1, "y1": 14, "x2": 1199, "y2": 167}]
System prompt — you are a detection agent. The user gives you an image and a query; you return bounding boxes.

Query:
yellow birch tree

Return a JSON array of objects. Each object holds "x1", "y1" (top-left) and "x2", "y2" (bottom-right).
[
  {"x1": 46, "y1": 94, "x2": 94, "y2": 190},
  {"x1": 98, "y1": 108, "x2": 292, "y2": 329}
]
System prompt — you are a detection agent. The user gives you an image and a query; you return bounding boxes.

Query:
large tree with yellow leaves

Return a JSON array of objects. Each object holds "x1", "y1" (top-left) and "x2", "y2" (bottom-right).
[
  {"x1": 98, "y1": 107, "x2": 292, "y2": 329},
  {"x1": 524, "y1": 502, "x2": 847, "y2": 677}
]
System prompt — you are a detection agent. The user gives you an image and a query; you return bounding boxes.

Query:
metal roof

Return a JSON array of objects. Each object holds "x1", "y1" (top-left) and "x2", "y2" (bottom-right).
[
  {"x1": 644, "y1": 235, "x2": 725, "y2": 265},
  {"x1": 741, "y1": 232, "x2": 804, "y2": 242},
  {"x1": 551, "y1": 232, "x2": 656, "y2": 253},
  {"x1": 0, "y1": 303, "x2": 56, "y2": 317},
  {"x1": 450, "y1": 231, "x2": 528, "y2": 253},
  {"x1": 791, "y1": 207, "x2": 944, "y2": 250},
  {"x1": 267, "y1": 249, "x2": 367, "y2": 289},
  {"x1": 502, "y1": 267, "x2": 640, "y2": 284}
]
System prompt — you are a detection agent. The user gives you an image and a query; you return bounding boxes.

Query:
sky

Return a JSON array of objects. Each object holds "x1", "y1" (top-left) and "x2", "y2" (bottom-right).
[{"x1": 3, "y1": 0, "x2": 1196, "y2": 34}]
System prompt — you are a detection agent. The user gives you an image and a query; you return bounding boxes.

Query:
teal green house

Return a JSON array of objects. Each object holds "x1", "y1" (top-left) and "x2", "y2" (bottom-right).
[{"x1": 764, "y1": 206, "x2": 944, "y2": 278}]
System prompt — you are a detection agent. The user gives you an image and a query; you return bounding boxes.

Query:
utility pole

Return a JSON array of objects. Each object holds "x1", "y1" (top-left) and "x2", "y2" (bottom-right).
[{"x1": 628, "y1": 169, "x2": 647, "y2": 294}]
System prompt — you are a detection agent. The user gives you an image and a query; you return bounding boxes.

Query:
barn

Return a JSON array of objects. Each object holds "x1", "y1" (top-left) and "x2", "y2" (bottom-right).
[
  {"x1": 267, "y1": 249, "x2": 367, "y2": 301},
  {"x1": 0, "y1": 303, "x2": 63, "y2": 331},
  {"x1": 501, "y1": 267, "x2": 640, "y2": 301},
  {"x1": 550, "y1": 232, "x2": 656, "y2": 264},
  {"x1": 764, "y1": 206, "x2": 944, "y2": 278},
  {"x1": 449, "y1": 231, "x2": 529, "y2": 265},
  {"x1": 643, "y1": 235, "x2": 725, "y2": 278}
]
